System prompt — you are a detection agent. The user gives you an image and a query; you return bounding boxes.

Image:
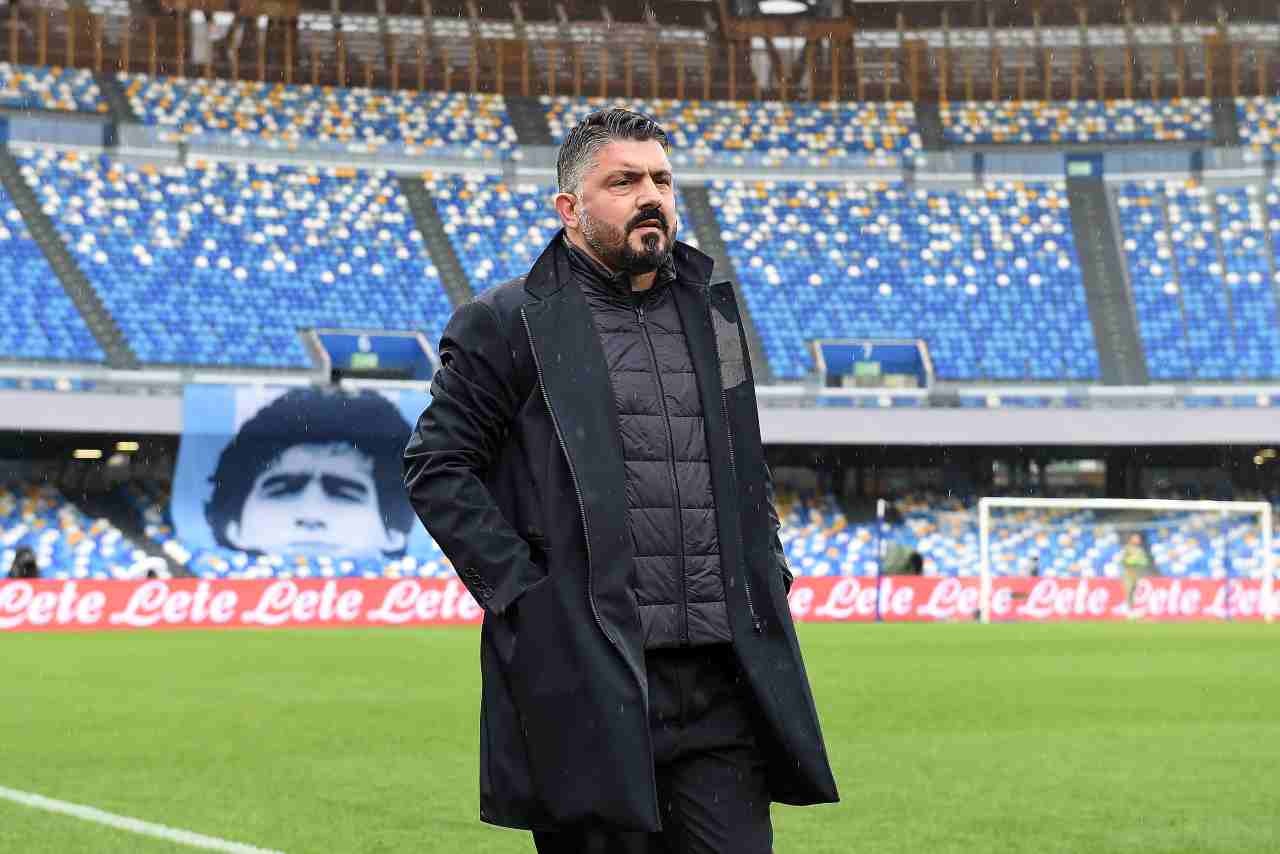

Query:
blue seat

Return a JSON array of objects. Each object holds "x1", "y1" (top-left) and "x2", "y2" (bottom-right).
[
  {"x1": 0, "y1": 62, "x2": 106, "y2": 113},
  {"x1": 18, "y1": 149, "x2": 455, "y2": 368},
  {"x1": 0, "y1": 184, "x2": 103, "y2": 362},
  {"x1": 1116, "y1": 180, "x2": 1280, "y2": 379},
  {"x1": 544, "y1": 96, "x2": 920, "y2": 166},
  {"x1": 120, "y1": 73, "x2": 516, "y2": 152},
  {"x1": 709, "y1": 179, "x2": 1099, "y2": 381},
  {"x1": 943, "y1": 99, "x2": 1213, "y2": 145}
]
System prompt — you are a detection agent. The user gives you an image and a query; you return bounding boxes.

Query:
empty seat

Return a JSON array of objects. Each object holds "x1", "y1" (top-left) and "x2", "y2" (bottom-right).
[
  {"x1": 943, "y1": 99, "x2": 1213, "y2": 145},
  {"x1": 121, "y1": 73, "x2": 517, "y2": 152},
  {"x1": 0, "y1": 183, "x2": 104, "y2": 363},
  {"x1": 0, "y1": 62, "x2": 107, "y2": 113},
  {"x1": 545, "y1": 96, "x2": 920, "y2": 166},
  {"x1": 18, "y1": 148, "x2": 455, "y2": 368},
  {"x1": 710, "y1": 178, "x2": 1099, "y2": 380}
]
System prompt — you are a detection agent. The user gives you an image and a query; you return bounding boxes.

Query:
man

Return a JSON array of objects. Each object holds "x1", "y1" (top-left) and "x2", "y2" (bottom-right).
[
  {"x1": 1120, "y1": 532, "x2": 1154, "y2": 613},
  {"x1": 404, "y1": 108, "x2": 838, "y2": 852},
  {"x1": 206, "y1": 387, "x2": 415, "y2": 559}
]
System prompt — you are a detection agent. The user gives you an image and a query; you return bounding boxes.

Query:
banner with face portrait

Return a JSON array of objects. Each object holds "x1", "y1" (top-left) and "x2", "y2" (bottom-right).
[{"x1": 172, "y1": 384, "x2": 435, "y2": 562}]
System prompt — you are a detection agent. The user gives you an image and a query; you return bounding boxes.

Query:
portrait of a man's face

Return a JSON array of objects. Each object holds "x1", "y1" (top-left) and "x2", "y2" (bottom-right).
[
  {"x1": 203, "y1": 388, "x2": 415, "y2": 560},
  {"x1": 224, "y1": 441, "x2": 407, "y2": 558}
]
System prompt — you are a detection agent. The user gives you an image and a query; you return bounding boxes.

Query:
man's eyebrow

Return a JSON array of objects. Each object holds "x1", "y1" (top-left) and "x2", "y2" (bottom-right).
[
  {"x1": 605, "y1": 166, "x2": 674, "y2": 180},
  {"x1": 321, "y1": 474, "x2": 370, "y2": 496},
  {"x1": 259, "y1": 473, "x2": 311, "y2": 492}
]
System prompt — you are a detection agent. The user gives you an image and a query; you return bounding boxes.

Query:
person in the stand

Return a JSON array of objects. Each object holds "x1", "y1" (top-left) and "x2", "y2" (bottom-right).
[
  {"x1": 7, "y1": 546, "x2": 38, "y2": 579},
  {"x1": 907, "y1": 551, "x2": 925, "y2": 575},
  {"x1": 205, "y1": 387, "x2": 415, "y2": 560},
  {"x1": 404, "y1": 108, "x2": 837, "y2": 852}
]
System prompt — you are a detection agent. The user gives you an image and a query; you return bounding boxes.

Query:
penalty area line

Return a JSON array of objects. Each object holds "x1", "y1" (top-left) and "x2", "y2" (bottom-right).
[{"x1": 0, "y1": 784, "x2": 284, "y2": 854}]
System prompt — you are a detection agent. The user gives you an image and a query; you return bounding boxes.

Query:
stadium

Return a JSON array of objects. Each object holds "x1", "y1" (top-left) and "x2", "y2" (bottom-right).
[{"x1": 1, "y1": 0, "x2": 1279, "y2": 851}]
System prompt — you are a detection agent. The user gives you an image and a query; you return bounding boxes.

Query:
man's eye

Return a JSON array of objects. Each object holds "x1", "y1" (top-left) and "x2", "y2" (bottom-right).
[{"x1": 260, "y1": 475, "x2": 309, "y2": 498}]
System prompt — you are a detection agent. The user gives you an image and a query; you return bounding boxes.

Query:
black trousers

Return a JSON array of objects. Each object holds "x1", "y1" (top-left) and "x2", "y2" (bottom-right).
[{"x1": 532, "y1": 644, "x2": 772, "y2": 854}]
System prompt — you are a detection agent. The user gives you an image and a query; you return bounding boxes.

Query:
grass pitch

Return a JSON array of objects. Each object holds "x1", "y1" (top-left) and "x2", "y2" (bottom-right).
[{"x1": 4, "y1": 623, "x2": 1279, "y2": 853}]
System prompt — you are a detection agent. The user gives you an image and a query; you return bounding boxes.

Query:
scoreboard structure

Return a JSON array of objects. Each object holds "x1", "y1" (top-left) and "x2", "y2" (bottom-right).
[
  {"x1": 312, "y1": 329, "x2": 438, "y2": 383},
  {"x1": 812, "y1": 339, "x2": 934, "y2": 389}
]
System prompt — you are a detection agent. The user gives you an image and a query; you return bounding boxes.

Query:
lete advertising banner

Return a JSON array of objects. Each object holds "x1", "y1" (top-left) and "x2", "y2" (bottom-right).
[{"x1": 0, "y1": 576, "x2": 1275, "y2": 633}]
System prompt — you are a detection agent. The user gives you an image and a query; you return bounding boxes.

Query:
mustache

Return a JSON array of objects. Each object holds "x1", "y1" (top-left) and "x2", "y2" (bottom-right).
[{"x1": 627, "y1": 210, "x2": 669, "y2": 233}]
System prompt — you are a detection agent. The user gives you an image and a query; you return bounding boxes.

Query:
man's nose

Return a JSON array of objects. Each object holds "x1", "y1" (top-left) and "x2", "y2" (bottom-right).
[
  {"x1": 635, "y1": 178, "x2": 663, "y2": 210},
  {"x1": 295, "y1": 517, "x2": 326, "y2": 531}
]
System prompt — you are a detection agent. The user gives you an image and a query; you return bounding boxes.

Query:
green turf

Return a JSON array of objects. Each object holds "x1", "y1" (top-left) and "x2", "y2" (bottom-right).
[{"x1": 4, "y1": 624, "x2": 1279, "y2": 853}]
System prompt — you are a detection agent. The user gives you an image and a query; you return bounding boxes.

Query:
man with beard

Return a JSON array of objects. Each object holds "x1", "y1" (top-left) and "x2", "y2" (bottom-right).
[{"x1": 404, "y1": 108, "x2": 837, "y2": 852}]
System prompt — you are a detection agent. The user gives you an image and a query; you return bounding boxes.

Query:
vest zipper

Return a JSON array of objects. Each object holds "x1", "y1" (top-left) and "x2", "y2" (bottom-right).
[
  {"x1": 520, "y1": 307, "x2": 660, "y2": 812},
  {"x1": 636, "y1": 300, "x2": 691, "y2": 644}
]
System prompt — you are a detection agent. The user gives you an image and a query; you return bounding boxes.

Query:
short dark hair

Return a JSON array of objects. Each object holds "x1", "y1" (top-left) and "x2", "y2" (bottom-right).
[
  {"x1": 204, "y1": 387, "x2": 415, "y2": 554},
  {"x1": 556, "y1": 107, "x2": 670, "y2": 195}
]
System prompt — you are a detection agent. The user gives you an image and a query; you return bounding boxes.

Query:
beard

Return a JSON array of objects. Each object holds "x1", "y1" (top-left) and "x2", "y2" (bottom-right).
[{"x1": 580, "y1": 206, "x2": 676, "y2": 274}]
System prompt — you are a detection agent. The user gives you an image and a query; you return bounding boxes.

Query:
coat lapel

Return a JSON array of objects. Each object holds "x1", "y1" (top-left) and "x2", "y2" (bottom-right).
[{"x1": 520, "y1": 238, "x2": 641, "y2": 681}]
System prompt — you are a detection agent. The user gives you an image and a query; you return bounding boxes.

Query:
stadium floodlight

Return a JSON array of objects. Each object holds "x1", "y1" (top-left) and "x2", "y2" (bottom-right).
[
  {"x1": 978, "y1": 497, "x2": 1274, "y2": 624},
  {"x1": 757, "y1": 0, "x2": 810, "y2": 13}
]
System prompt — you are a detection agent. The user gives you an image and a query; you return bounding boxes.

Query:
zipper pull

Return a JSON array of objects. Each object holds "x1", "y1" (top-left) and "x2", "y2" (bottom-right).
[
  {"x1": 751, "y1": 614, "x2": 764, "y2": 634},
  {"x1": 637, "y1": 304, "x2": 646, "y2": 324}
]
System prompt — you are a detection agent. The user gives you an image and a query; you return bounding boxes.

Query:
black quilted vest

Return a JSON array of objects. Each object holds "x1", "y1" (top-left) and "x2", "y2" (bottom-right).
[{"x1": 567, "y1": 241, "x2": 730, "y2": 649}]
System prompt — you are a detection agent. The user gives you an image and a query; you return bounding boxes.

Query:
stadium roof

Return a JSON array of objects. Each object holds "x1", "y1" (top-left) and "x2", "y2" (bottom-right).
[{"x1": 284, "y1": 0, "x2": 1279, "y2": 29}]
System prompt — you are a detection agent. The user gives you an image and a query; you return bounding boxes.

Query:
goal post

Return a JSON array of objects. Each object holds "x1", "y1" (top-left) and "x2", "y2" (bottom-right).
[{"x1": 978, "y1": 497, "x2": 1275, "y2": 624}]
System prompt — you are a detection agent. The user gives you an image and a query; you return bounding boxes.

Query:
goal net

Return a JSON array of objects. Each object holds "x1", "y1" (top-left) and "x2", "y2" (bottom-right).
[{"x1": 977, "y1": 498, "x2": 1275, "y2": 623}]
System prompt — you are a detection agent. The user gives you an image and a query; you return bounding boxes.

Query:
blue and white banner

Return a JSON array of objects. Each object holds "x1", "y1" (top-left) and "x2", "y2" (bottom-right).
[{"x1": 173, "y1": 384, "x2": 434, "y2": 560}]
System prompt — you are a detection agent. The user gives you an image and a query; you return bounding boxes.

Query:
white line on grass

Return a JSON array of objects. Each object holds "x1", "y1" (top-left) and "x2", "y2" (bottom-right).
[{"x1": 0, "y1": 784, "x2": 285, "y2": 854}]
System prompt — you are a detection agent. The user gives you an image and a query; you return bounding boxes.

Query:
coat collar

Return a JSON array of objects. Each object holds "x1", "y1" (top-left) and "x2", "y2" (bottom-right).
[{"x1": 523, "y1": 228, "x2": 716, "y2": 301}]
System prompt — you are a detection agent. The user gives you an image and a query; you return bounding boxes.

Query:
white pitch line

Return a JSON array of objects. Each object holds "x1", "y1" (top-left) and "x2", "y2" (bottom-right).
[{"x1": 0, "y1": 784, "x2": 285, "y2": 854}]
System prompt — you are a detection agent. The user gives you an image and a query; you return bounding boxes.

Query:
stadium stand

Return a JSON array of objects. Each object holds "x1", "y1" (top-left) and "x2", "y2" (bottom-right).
[
  {"x1": 121, "y1": 74, "x2": 517, "y2": 152},
  {"x1": 777, "y1": 492, "x2": 1280, "y2": 580},
  {"x1": 18, "y1": 149, "x2": 454, "y2": 367},
  {"x1": 0, "y1": 482, "x2": 148, "y2": 579},
  {"x1": 0, "y1": 184, "x2": 105, "y2": 363},
  {"x1": 1215, "y1": 186, "x2": 1280, "y2": 378},
  {"x1": 1116, "y1": 179, "x2": 1280, "y2": 380},
  {"x1": 711, "y1": 178, "x2": 1099, "y2": 381},
  {"x1": 93, "y1": 481, "x2": 1280, "y2": 582},
  {"x1": 543, "y1": 96, "x2": 920, "y2": 164},
  {"x1": 428, "y1": 174, "x2": 699, "y2": 294},
  {"x1": 778, "y1": 493, "x2": 879, "y2": 578},
  {"x1": 0, "y1": 62, "x2": 107, "y2": 113},
  {"x1": 1235, "y1": 97, "x2": 1280, "y2": 155},
  {"x1": 1164, "y1": 182, "x2": 1238, "y2": 376},
  {"x1": 942, "y1": 98, "x2": 1214, "y2": 145},
  {"x1": 1114, "y1": 180, "x2": 1192, "y2": 378}
]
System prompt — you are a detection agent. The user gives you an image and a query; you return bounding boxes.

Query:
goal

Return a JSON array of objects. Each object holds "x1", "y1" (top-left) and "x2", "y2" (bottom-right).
[{"x1": 977, "y1": 497, "x2": 1275, "y2": 624}]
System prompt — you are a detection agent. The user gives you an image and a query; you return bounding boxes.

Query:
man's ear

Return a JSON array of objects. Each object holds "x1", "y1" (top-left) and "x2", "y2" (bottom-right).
[
  {"x1": 553, "y1": 192, "x2": 581, "y2": 231},
  {"x1": 224, "y1": 520, "x2": 245, "y2": 550}
]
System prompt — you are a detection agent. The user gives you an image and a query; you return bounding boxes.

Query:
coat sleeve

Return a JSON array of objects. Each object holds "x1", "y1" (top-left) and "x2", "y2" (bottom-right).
[
  {"x1": 763, "y1": 463, "x2": 794, "y2": 594},
  {"x1": 403, "y1": 300, "x2": 545, "y2": 617}
]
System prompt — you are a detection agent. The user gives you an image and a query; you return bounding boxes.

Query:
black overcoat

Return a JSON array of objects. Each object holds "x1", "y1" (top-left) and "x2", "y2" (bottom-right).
[{"x1": 403, "y1": 232, "x2": 839, "y2": 832}]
